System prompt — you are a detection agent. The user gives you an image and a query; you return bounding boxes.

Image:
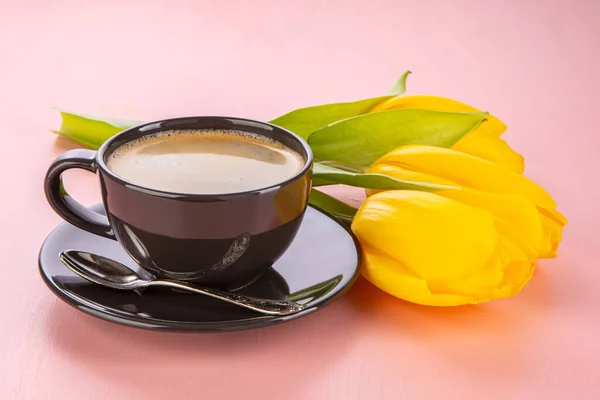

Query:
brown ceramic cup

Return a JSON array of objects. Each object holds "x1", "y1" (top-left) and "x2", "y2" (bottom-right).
[{"x1": 44, "y1": 116, "x2": 313, "y2": 289}]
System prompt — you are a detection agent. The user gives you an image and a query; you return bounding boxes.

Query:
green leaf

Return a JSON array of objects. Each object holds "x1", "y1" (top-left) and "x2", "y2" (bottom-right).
[
  {"x1": 308, "y1": 109, "x2": 488, "y2": 168},
  {"x1": 287, "y1": 275, "x2": 343, "y2": 302},
  {"x1": 51, "y1": 71, "x2": 413, "y2": 149},
  {"x1": 52, "y1": 70, "x2": 413, "y2": 148},
  {"x1": 318, "y1": 160, "x2": 365, "y2": 173},
  {"x1": 386, "y1": 70, "x2": 412, "y2": 95},
  {"x1": 308, "y1": 188, "x2": 357, "y2": 223},
  {"x1": 312, "y1": 162, "x2": 453, "y2": 191},
  {"x1": 53, "y1": 111, "x2": 141, "y2": 149},
  {"x1": 268, "y1": 70, "x2": 412, "y2": 140},
  {"x1": 269, "y1": 96, "x2": 391, "y2": 141}
]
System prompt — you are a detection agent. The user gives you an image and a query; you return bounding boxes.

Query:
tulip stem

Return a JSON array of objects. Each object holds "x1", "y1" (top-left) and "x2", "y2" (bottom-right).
[{"x1": 309, "y1": 189, "x2": 357, "y2": 225}]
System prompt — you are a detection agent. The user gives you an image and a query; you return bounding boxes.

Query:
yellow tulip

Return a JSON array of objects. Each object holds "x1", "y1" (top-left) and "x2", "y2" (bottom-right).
[
  {"x1": 370, "y1": 95, "x2": 524, "y2": 173},
  {"x1": 351, "y1": 190, "x2": 537, "y2": 306},
  {"x1": 367, "y1": 145, "x2": 567, "y2": 258}
]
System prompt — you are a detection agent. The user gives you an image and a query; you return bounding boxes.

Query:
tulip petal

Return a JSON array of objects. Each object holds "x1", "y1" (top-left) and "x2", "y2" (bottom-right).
[
  {"x1": 425, "y1": 259, "x2": 503, "y2": 300},
  {"x1": 373, "y1": 145, "x2": 557, "y2": 210},
  {"x1": 352, "y1": 191, "x2": 499, "y2": 282},
  {"x1": 368, "y1": 168, "x2": 543, "y2": 256},
  {"x1": 360, "y1": 246, "x2": 479, "y2": 306},
  {"x1": 494, "y1": 233, "x2": 536, "y2": 297},
  {"x1": 366, "y1": 163, "x2": 456, "y2": 190},
  {"x1": 370, "y1": 95, "x2": 507, "y2": 136},
  {"x1": 451, "y1": 131, "x2": 525, "y2": 173},
  {"x1": 437, "y1": 189, "x2": 543, "y2": 256},
  {"x1": 361, "y1": 231, "x2": 535, "y2": 306},
  {"x1": 493, "y1": 218, "x2": 539, "y2": 264},
  {"x1": 539, "y1": 213, "x2": 564, "y2": 258},
  {"x1": 353, "y1": 191, "x2": 537, "y2": 306},
  {"x1": 367, "y1": 145, "x2": 566, "y2": 257}
]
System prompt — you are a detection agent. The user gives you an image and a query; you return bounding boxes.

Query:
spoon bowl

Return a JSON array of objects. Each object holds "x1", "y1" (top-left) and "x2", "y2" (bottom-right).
[{"x1": 60, "y1": 251, "x2": 151, "y2": 290}]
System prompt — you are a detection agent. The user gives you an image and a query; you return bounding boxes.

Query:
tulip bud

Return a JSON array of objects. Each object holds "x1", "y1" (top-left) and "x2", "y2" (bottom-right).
[
  {"x1": 367, "y1": 145, "x2": 567, "y2": 258},
  {"x1": 351, "y1": 190, "x2": 538, "y2": 306},
  {"x1": 370, "y1": 95, "x2": 524, "y2": 173}
]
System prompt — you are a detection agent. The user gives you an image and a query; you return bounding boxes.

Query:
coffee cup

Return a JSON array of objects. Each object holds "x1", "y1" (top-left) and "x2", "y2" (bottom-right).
[{"x1": 44, "y1": 116, "x2": 313, "y2": 289}]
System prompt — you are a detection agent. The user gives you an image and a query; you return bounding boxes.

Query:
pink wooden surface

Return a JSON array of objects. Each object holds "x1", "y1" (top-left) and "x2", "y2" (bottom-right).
[{"x1": 1, "y1": 0, "x2": 599, "y2": 398}]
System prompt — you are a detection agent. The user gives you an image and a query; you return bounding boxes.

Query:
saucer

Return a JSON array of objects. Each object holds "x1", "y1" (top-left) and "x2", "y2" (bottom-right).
[{"x1": 39, "y1": 204, "x2": 361, "y2": 332}]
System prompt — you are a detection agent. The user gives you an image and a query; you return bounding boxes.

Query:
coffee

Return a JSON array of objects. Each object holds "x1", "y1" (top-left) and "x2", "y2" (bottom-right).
[{"x1": 106, "y1": 129, "x2": 305, "y2": 194}]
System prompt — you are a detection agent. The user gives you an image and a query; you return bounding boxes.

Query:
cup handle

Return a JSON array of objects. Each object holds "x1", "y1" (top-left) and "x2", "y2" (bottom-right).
[{"x1": 44, "y1": 149, "x2": 116, "y2": 240}]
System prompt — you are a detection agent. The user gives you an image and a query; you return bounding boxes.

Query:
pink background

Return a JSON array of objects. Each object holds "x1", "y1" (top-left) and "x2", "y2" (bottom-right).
[{"x1": 1, "y1": 0, "x2": 599, "y2": 398}]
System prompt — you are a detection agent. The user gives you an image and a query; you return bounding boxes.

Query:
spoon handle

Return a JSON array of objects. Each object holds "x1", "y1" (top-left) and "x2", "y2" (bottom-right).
[{"x1": 150, "y1": 279, "x2": 306, "y2": 316}]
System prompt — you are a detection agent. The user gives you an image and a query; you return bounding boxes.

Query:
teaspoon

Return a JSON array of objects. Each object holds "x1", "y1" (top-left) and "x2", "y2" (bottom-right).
[{"x1": 59, "y1": 250, "x2": 306, "y2": 316}]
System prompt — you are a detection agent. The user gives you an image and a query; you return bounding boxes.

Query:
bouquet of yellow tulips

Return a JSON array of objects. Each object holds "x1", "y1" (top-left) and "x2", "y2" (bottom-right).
[{"x1": 53, "y1": 71, "x2": 566, "y2": 306}]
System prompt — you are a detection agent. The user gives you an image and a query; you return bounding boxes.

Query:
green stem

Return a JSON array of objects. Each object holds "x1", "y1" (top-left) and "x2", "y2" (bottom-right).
[{"x1": 308, "y1": 188, "x2": 358, "y2": 223}]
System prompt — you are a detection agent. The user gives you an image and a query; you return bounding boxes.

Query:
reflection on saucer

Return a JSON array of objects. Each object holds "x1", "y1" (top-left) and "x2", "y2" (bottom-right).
[{"x1": 55, "y1": 267, "x2": 291, "y2": 323}]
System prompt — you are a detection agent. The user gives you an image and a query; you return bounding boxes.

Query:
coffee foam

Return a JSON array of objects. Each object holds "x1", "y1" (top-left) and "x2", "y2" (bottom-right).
[
  {"x1": 106, "y1": 129, "x2": 305, "y2": 195},
  {"x1": 109, "y1": 129, "x2": 296, "y2": 158}
]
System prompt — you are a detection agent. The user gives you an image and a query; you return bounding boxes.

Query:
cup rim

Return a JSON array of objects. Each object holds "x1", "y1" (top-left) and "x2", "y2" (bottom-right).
[{"x1": 96, "y1": 116, "x2": 313, "y2": 200}]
